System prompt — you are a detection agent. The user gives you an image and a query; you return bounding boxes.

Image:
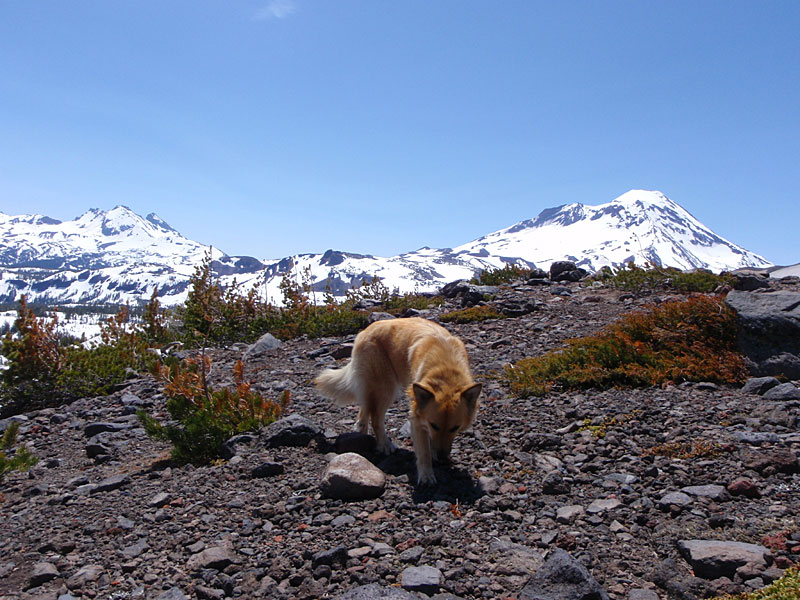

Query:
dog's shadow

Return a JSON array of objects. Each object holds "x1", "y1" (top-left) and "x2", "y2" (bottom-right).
[{"x1": 375, "y1": 447, "x2": 485, "y2": 505}]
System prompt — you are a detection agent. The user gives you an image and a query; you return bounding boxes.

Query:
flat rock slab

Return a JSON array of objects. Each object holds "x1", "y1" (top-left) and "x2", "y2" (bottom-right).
[
  {"x1": 186, "y1": 546, "x2": 237, "y2": 571},
  {"x1": 334, "y1": 583, "x2": 423, "y2": 599},
  {"x1": 66, "y1": 565, "x2": 104, "y2": 590},
  {"x1": 680, "y1": 485, "x2": 729, "y2": 501},
  {"x1": 487, "y1": 539, "x2": 544, "y2": 576},
  {"x1": 90, "y1": 474, "x2": 130, "y2": 494},
  {"x1": 321, "y1": 452, "x2": 386, "y2": 500},
  {"x1": 28, "y1": 562, "x2": 59, "y2": 588},
  {"x1": 519, "y1": 548, "x2": 610, "y2": 600},
  {"x1": 401, "y1": 565, "x2": 443, "y2": 594},
  {"x1": 659, "y1": 491, "x2": 693, "y2": 508},
  {"x1": 742, "y1": 377, "x2": 781, "y2": 395},
  {"x1": 677, "y1": 539, "x2": 771, "y2": 579},
  {"x1": 586, "y1": 498, "x2": 622, "y2": 514},
  {"x1": 762, "y1": 382, "x2": 800, "y2": 401}
]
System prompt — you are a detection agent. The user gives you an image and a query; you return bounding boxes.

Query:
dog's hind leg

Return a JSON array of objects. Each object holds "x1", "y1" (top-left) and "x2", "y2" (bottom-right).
[
  {"x1": 354, "y1": 408, "x2": 369, "y2": 434},
  {"x1": 366, "y1": 383, "x2": 398, "y2": 455}
]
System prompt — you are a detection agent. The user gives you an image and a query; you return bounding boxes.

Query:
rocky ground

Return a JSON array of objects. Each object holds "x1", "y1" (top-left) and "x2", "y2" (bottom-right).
[{"x1": 1, "y1": 276, "x2": 800, "y2": 600}]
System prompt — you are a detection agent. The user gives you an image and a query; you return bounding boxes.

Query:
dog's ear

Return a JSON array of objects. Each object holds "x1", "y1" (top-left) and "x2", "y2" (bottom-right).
[
  {"x1": 412, "y1": 384, "x2": 435, "y2": 410},
  {"x1": 460, "y1": 383, "x2": 482, "y2": 412}
]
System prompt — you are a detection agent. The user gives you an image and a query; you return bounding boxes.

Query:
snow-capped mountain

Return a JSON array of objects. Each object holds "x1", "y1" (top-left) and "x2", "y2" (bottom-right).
[
  {"x1": 454, "y1": 190, "x2": 770, "y2": 273},
  {"x1": 0, "y1": 190, "x2": 773, "y2": 307}
]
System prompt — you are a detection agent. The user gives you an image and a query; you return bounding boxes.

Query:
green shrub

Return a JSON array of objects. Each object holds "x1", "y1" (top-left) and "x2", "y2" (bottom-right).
[
  {"x1": 1, "y1": 296, "x2": 161, "y2": 417},
  {"x1": 505, "y1": 295, "x2": 746, "y2": 397},
  {"x1": 0, "y1": 421, "x2": 38, "y2": 480},
  {"x1": 592, "y1": 262, "x2": 735, "y2": 294},
  {"x1": 138, "y1": 357, "x2": 287, "y2": 464},
  {"x1": 713, "y1": 568, "x2": 799, "y2": 600},
  {"x1": 472, "y1": 264, "x2": 534, "y2": 286},
  {"x1": 440, "y1": 305, "x2": 506, "y2": 324}
]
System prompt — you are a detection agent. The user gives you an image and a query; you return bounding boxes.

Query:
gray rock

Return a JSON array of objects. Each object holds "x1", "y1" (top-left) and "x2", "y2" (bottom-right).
[
  {"x1": 628, "y1": 590, "x2": 660, "y2": 600},
  {"x1": 762, "y1": 382, "x2": 800, "y2": 401},
  {"x1": 90, "y1": 474, "x2": 130, "y2": 494},
  {"x1": 187, "y1": 546, "x2": 237, "y2": 571},
  {"x1": 680, "y1": 485, "x2": 729, "y2": 501},
  {"x1": 677, "y1": 539, "x2": 772, "y2": 579},
  {"x1": 487, "y1": 539, "x2": 544, "y2": 576},
  {"x1": 542, "y1": 471, "x2": 570, "y2": 495},
  {"x1": 586, "y1": 498, "x2": 622, "y2": 514},
  {"x1": 659, "y1": 491, "x2": 693, "y2": 509},
  {"x1": 149, "y1": 492, "x2": 172, "y2": 508},
  {"x1": 28, "y1": 562, "x2": 59, "y2": 587},
  {"x1": 312, "y1": 545, "x2": 348, "y2": 568},
  {"x1": 733, "y1": 431, "x2": 781, "y2": 445},
  {"x1": 156, "y1": 588, "x2": 190, "y2": 600},
  {"x1": 65, "y1": 565, "x2": 104, "y2": 589},
  {"x1": 243, "y1": 332, "x2": 282, "y2": 359},
  {"x1": 368, "y1": 312, "x2": 396, "y2": 322},
  {"x1": 401, "y1": 565, "x2": 443, "y2": 594},
  {"x1": 399, "y1": 546, "x2": 425, "y2": 564},
  {"x1": 519, "y1": 548, "x2": 610, "y2": 600},
  {"x1": 221, "y1": 433, "x2": 257, "y2": 458},
  {"x1": 121, "y1": 539, "x2": 149, "y2": 559},
  {"x1": 335, "y1": 584, "x2": 421, "y2": 599},
  {"x1": 251, "y1": 461, "x2": 284, "y2": 478},
  {"x1": 725, "y1": 290, "x2": 800, "y2": 377},
  {"x1": 742, "y1": 376, "x2": 781, "y2": 395},
  {"x1": 556, "y1": 505, "x2": 584, "y2": 524},
  {"x1": 261, "y1": 414, "x2": 323, "y2": 448},
  {"x1": 320, "y1": 452, "x2": 386, "y2": 500},
  {"x1": 84, "y1": 422, "x2": 129, "y2": 437}
]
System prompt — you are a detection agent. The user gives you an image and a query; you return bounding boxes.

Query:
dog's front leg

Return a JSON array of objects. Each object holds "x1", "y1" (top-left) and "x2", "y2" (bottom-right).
[{"x1": 411, "y1": 419, "x2": 436, "y2": 485}]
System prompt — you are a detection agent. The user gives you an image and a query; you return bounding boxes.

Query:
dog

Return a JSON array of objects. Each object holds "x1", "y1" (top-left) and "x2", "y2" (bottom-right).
[{"x1": 314, "y1": 317, "x2": 481, "y2": 485}]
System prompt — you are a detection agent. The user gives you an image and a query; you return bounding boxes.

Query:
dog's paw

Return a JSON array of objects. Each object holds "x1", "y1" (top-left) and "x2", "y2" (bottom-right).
[
  {"x1": 416, "y1": 468, "x2": 437, "y2": 486},
  {"x1": 376, "y1": 438, "x2": 397, "y2": 455}
]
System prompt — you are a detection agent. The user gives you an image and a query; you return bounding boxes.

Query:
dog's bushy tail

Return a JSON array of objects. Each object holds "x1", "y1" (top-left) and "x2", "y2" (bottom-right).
[{"x1": 314, "y1": 364, "x2": 358, "y2": 407}]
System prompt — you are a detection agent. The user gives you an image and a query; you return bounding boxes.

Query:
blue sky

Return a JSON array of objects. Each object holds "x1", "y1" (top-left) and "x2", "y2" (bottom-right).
[{"x1": 1, "y1": 1, "x2": 798, "y2": 264}]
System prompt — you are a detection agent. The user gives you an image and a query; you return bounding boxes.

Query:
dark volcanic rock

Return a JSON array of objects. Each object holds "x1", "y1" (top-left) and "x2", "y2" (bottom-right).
[
  {"x1": 519, "y1": 548, "x2": 610, "y2": 600},
  {"x1": 725, "y1": 289, "x2": 800, "y2": 377},
  {"x1": 261, "y1": 413, "x2": 323, "y2": 447}
]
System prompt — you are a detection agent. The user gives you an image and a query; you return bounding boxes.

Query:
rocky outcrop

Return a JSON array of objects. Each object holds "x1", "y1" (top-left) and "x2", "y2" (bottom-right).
[{"x1": 726, "y1": 289, "x2": 800, "y2": 378}]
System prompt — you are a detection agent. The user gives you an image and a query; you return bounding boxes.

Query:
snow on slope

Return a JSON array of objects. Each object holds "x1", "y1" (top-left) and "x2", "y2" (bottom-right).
[
  {"x1": 454, "y1": 190, "x2": 771, "y2": 273},
  {"x1": 0, "y1": 190, "x2": 775, "y2": 307}
]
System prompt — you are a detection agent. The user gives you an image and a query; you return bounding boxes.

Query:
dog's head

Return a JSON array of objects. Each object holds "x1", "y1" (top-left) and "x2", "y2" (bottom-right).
[{"x1": 412, "y1": 382, "x2": 481, "y2": 461}]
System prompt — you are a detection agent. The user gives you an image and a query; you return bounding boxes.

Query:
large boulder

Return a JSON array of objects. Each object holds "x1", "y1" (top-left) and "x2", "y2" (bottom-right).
[
  {"x1": 725, "y1": 290, "x2": 800, "y2": 378},
  {"x1": 549, "y1": 261, "x2": 588, "y2": 283},
  {"x1": 677, "y1": 540, "x2": 771, "y2": 579},
  {"x1": 320, "y1": 452, "x2": 386, "y2": 500}
]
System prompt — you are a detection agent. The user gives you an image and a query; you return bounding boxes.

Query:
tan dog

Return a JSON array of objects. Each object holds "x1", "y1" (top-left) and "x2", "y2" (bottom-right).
[{"x1": 315, "y1": 317, "x2": 481, "y2": 485}]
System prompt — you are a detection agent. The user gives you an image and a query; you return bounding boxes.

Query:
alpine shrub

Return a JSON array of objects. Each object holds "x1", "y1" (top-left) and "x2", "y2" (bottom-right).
[
  {"x1": 472, "y1": 264, "x2": 533, "y2": 286},
  {"x1": 506, "y1": 295, "x2": 747, "y2": 396},
  {"x1": 0, "y1": 421, "x2": 38, "y2": 481},
  {"x1": 592, "y1": 262, "x2": 735, "y2": 294},
  {"x1": 138, "y1": 357, "x2": 287, "y2": 464},
  {"x1": 440, "y1": 305, "x2": 506, "y2": 324}
]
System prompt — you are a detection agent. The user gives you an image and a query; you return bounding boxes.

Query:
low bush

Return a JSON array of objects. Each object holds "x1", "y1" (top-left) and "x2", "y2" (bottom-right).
[
  {"x1": 1, "y1": 295, "x2": 162, "y2": 417},
  {"x1": 713, "y1": 568, "x2": 799, "y2": 600},
  {"x1": 0, "y1": 421, "x2": 38, "y2": 480},
  {"x1": 642, "y1": 440, "x2": 726, "y2": 460},
  {"x1": 592, "y1": 262, "x2": 735, "y2": 294},
  {"x1": 440, "y1": 305, "x2": 506, "y2": 324},
  {"x1": 472, "y1": 264, "x2": 534, "y2": 286},
  {"x1": 505, "y1": 295, "x2": 746, "y2": 397},
  {"x1": 138, "y1": 357, "x2": 287, "y2": 464}
]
